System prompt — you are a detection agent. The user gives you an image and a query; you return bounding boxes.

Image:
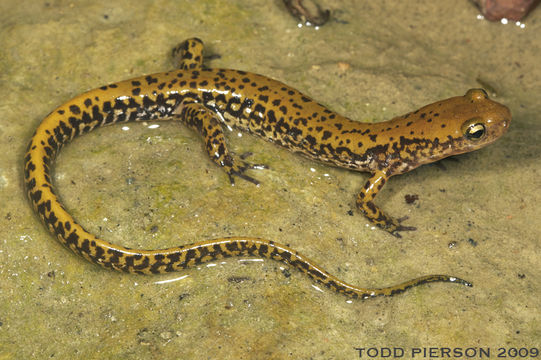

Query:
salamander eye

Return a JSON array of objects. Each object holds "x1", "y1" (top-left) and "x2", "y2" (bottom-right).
[
  {"x1": 465, "y1": 88, "x2": 488, "y2": 102},
  {"x1": 464, "y1": 122, "x2": 486, "y2": 141}
]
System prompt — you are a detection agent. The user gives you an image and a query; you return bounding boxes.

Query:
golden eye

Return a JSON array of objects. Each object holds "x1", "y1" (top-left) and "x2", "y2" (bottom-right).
[
  {"x1": 465, "y1": 123, "x2": 486, "y2": 140},
  {"x1": 461, "y1": 117, "x2": 487, "y2": 141}
]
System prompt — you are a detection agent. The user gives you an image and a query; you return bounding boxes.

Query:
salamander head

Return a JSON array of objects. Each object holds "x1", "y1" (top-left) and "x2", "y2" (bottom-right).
[
  {"x1": 453, "y1": 88, "x2": 511, "y2": 149},
  {"x1": 386, "y1": 88, "x2": 511, "y2": 174}
]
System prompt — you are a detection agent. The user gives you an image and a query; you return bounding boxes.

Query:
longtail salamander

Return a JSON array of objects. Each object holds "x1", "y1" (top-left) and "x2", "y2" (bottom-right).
[{"x1": 24, "y1": 38, "x2": 511, "y2": 299}]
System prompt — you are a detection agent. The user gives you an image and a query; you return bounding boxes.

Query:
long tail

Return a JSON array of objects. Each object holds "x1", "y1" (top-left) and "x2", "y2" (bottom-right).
[{"x1": 115, "y1": 236, "x2": 472, "y2": 300}]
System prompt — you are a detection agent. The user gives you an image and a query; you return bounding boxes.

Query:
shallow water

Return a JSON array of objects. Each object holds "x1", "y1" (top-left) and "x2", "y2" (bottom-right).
[{"x1": 1, "y1": 0, "x2": 540, "y2": 358}]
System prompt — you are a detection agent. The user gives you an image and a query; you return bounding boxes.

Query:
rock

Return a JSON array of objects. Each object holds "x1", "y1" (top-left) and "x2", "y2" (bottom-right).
[{"x1": 471, "y1": 0, "x2": 540, "y2": 21}]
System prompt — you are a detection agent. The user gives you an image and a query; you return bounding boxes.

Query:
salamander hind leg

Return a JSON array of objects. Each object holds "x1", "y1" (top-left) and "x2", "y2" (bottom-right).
[
  {"x1": 356, "y1": 170, "x2": 416, "y2": 238},
  {"x1": 174, "y1": 102, "x2": 266, "y2": 185},
  {"x1": 172, "y1": 38, "x2": 205, "y2": 70}
]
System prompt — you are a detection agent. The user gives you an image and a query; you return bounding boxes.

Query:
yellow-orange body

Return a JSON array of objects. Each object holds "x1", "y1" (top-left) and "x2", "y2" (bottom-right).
[{"x1": 24, "y1": 38, "x2": 511, "y2": 299}]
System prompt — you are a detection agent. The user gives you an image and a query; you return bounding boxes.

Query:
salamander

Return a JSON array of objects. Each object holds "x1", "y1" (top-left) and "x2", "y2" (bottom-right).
[{"x1": 23, "y1": 38, "x2": 511, "y2": 299}]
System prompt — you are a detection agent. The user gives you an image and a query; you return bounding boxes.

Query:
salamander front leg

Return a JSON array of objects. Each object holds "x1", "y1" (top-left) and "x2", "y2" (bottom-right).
[
  {"x1": 356, "y1": 170, "x2": 416, "y2": 238},
  {"x1": 174, "y1": 102, "x2": 267, "y2": 185},
  {"x1": 172, "y1": 38, "x2": 205, "y2": 70}
]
